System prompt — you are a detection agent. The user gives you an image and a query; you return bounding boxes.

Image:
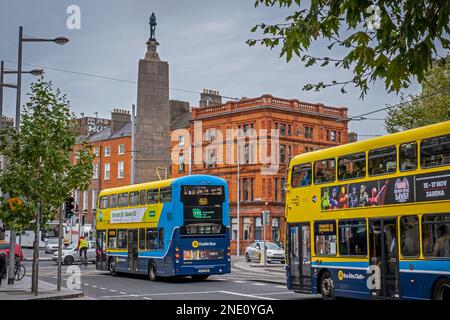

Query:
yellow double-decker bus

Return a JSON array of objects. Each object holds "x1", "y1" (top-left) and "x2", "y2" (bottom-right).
[
  {"x1": 285, "y1": 121, "x2": 450, "y2": 300},
  {"x1": 95, "y1": 175, "x2": 231, "y2": 281}
]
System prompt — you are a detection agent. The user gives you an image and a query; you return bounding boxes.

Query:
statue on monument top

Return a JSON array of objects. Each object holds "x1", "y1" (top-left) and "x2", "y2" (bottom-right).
[
  {"x1": 145, "y1": 12, "x2": 160, "y2": 60},
  {"x1": 149, "y1": 12, "x2": 157, "y2": 41}
]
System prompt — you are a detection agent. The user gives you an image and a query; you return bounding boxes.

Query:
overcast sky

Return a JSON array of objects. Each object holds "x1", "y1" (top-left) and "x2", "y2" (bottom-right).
[{"x1": 0, "y1": 0, "x2": 425, "y2": 137}]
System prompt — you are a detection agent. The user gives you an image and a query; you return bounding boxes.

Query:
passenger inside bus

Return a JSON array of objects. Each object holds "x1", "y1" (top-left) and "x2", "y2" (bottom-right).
[{"x1": 433, "y1": 225, "x2": 450, "y2": 257}]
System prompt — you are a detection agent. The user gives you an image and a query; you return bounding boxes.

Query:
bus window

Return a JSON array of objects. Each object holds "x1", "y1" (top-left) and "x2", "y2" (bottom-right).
[
  {"x1": 314, "y1": 158, "x2": 336, "y2": 184},
  {"x1": 421, "y1": 134, "x2": 450, "y2": 168},
  {"x1": 139, "y1": 190, "x2": 147, "y2": 205},
  {"x1": 422, "y1": 214, "x2": 450, "y2": 258},
  {"x1": 146, "y1": 228, "x2": 158, "y2": 250},
  {"x1": 99, "y1": 196, "x2": 108, "y2": 209},
  {"x1": 107, "y1": 229, "x2": 117, "y2": 249},
  {"x1": 314, "y1": 220, "x2": 337, "y2": 256},
  {"x1": 117, "y1": 229, "x2": 128, "y2": 249},
  {"x1": 400, "y1": 142, "x2": 417, "y2": 171},
  {"x1": 369, "y1": 146, "x2": 397, "y2": 176},
  {"x1": 400, "y1": 216, "x2": 419, "y2": 257},
  {"x1": 160, "y1": 187, "x2": 172, "y2": 202},
  {"x1": 159, "y1": 228, "x2": 164, "y2": 250},
  {"x1": 129, "y1": 191, "x2": 139, "y2": 206},
  {"x1": 118, "y1": 193, "x2": 129, "y2": 207},
  {"x1": 139, "y1": 228, "x2": 146, "y2": 250},
  {"x1": 109, "y1": 194, "x2": 118, "y2": 208},
  {"x1": 338, "y1": 152, "x2": 366, "y2": 180},
  {"x1": 338, "y1": 219, "x2": 367, "y2": 256},
  {"x1": 147, "y1": 189, "x2": 159, "y2": 204},
  {"x1": 291, "y1": 163, "x2": 312, "y2": 187}
]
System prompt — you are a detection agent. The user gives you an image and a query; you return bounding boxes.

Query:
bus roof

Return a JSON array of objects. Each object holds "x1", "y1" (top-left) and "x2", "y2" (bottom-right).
[
  {"x1": 99, "y1": 174, "x2": 227, "y2": 196},
  {"x1": 290, "y1": 120, "x2": 450, "y2": 166}
]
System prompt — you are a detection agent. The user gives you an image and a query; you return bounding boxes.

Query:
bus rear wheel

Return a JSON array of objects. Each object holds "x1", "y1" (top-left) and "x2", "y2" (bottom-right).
[
  {"x1": 192, "y1": 275, "x2": 209, "y2": 281},
  {"x1": 148, "y1": 262, "x2": 158, "y2": 281},
  {"x1": 432, "y1": 278, "x2": 450, "y2": 300},
  {"x1": 109, "y1": 258, "x2": 117, "y2": 276},
  {"x1": 320, "y1": 271, "x2": 335, "y2": 300}
]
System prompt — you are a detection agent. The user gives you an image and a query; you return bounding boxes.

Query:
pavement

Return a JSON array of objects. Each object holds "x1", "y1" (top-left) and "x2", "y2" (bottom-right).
[
  {"x1": 0, "y1": 274, "x2": 84, "y2": 300},
  {"x1": 231, "y1": 255, "x2": 286, "y2": 285}
]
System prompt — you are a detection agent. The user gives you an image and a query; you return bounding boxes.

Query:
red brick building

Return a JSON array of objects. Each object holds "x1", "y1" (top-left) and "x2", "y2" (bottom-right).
[{"x1": 170, "y1": 92, "x2": 349, "y2": 254}]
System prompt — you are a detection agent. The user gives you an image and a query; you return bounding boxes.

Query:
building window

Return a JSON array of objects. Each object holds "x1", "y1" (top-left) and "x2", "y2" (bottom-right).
[
  {"x1": 243, "y1": 218, "x2": 251, "y2": 240},
  {"x1": 281, "y1": 178, "x2": 286, "y2": 202},
  {"x1": 242, "y1": 178, "x2": 249, "y2": 201},
  {"x1": 231, "y1": 218, "x2": 238, "y2": 241},
  {"x1": 288, "y1": 145, "x2": 292, "y2": 162},
  {"x1": 274, "y1": 177, "x2": 279, "y2": 202},
  {"x1": 93, "y1": 163, "x2": 99, "y2": 179},
  {"x1": 92, "y1": 190, "x2": 98, "y2": 210},
  {"x1": 104, "y1": 163, "x2": 110, "y2": 180},
  {"x1": 250, "y1": 177, "x2": 254, "y2": 201},
  {"x1": 178, "y1": 154, "x2": 185, "y2": 173},
  {"x1": 93, "y1": 148, "x2": 99, "y2": 157},
  {"x1": 338, "y1": 132, "x2": 341, "y2": 143},
  {"x1": 331, "y1": 130, "x2": 336, "y2": 142},
  {"x1": 305, "y1": 126, "x2": 313, "y2": 139},
  {"x1": 254, "y1": 217, "x2": 262, "y2": 240},
  {"x1": 104, "y1": 146, "x2": 111, "y2": 157},
  {"x1": 244, "y1": 144, "x2": 249, "y2": 164},
  {"x1": 178, "y1": 135, "x2": 185, "y2": 147},
  {"x1": 288, "y1": 124, "x2": 292, "y2": 136},
  {"x1": 83, "y1": 190, "x2": 88, "y2": 211},
  {"x1": 280, "y1": 144, "x2": 286, "y2": 163},
  {"x1": 118, "y1": 161, "x2": 124, "y2": 179},
  {"x1": 280, "y1": 123, "x2": 286, "y2": 136},
  {"x1": 272, "y1": 218, "x2": 280, "y2": 242},
  {"x1": 118, "y1": 144, "x2": 125, "y2": 155}
]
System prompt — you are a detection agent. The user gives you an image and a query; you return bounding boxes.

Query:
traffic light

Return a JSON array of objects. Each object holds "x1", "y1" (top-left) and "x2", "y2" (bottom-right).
[{"x1": 65, "y1": 197, "x2": 74, "y2": 219}]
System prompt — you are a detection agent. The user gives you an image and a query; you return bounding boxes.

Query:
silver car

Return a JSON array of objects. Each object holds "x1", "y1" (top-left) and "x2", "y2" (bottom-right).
[
  {"x1": 45, "y1": 238, "x2": 60, "y2": 254},
  {"x1": 52, "y1": 241, "x2": 96, "y2": 265},
  {"x1": 245, "y1": 241, "x2": 285, "y2": 263}
]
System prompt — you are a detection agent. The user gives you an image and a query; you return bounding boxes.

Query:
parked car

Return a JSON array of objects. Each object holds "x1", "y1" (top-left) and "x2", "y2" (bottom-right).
[
  {"x1": 52, "y1": 241, "x2": 95, "y2": 265},
  {"x1": 245, "y1": 241, "x2": 285, "y2": 263},
  {"x1": 0, "y1": 242, "x2": 24, "y2": 262},
  {"x1": 45, "y1": 238, "x2": 60, "y2": 254}
]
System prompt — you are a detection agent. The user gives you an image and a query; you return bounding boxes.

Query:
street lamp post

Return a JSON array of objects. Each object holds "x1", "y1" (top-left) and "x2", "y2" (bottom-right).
[
  {"x1": 15, "y1": 25, "x2": 69, "y2": 133},
  {"x1": 0, "y1": 60, "x2": 43, "y2": 129},
  {"x1": 236, "y1": 156, "x2": 240, "y2": 256}
]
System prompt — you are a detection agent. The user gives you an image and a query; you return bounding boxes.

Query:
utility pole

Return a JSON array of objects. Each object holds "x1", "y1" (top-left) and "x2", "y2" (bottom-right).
[
  {"x1": 57, "y1": 202, "x2": 64, "y2": 291},
  {"x1": 131, "y1": 104, "x2": 136, "y2": 184},
  {"x1": 32, "y1": 202, "x2": 42, "y2": 295},
  {"x1": 236, "y1": 158, "x2": 240, "y2": 256},
  {"x1": 0, "y1": 60, "x2": 4, "y2": 129}
]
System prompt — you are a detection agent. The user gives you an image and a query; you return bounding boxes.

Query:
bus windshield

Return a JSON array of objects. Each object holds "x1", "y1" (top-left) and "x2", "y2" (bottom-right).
[{"x1": 181, "y1": 185, "x2": 226, "y2": 235}]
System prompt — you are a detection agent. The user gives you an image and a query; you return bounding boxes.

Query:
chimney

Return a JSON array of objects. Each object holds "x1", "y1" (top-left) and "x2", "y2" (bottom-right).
[
  {"x1": 199, "y1": 89, "x2": 222, "y2": 108},
  {"x1": 111, "y1": 109, "x2": 131, "y2": 134}
]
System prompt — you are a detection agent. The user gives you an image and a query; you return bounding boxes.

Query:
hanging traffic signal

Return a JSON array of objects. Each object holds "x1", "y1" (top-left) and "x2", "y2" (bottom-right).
[{"x1": 65, "y1": 197, "x2": 74, "y2": 219}]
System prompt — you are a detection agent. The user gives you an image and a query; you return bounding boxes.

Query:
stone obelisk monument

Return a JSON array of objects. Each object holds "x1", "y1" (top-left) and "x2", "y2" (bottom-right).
[{"x1": 135, "y1": 13, "x2": 171, "y2": 183}]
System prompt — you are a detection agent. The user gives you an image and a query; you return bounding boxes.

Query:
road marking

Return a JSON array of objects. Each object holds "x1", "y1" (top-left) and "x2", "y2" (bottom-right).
[
  {"x1": 130, "y1": 294, "x2": 138, "y2": 297},
  {"x1": 84, "y1": 283, "x2": 90, "y2": 286},
  {"x1": 254, "y1": 291, "x2": 296, "y2": 296},
  {"x1": 275, "y1": 285, "x2": 285, "y2": 288},
  {"x1": 91, "y1": 285, "x2": 97, "y2": 288},
  {"x1": 252, "y1": 283, "x2": 266, "y2": 286},
  {"x1": 233, "y1": 280, "x2": 245, "y2": 283},
  {"x1": 110, "y1": 289, "x2": 117, "y2": 293},
  {"x1": 143, "y1": 297, "x2": 152, "y2": 300},
  {"x1": 120, "y1": 292, "x2": 127, "y2": 295},
  {"x1": 219, "y1": 291, "x2": 277, "y2": 300},
  {"x1": 100, "y1": 287, "x2": 106, "y2": 290}
]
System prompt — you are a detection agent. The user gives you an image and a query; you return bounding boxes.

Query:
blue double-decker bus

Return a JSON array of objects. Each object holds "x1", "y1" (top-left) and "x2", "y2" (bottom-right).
[{"x1": 95, "y1": 175, "x2": 231, "y2": 280}]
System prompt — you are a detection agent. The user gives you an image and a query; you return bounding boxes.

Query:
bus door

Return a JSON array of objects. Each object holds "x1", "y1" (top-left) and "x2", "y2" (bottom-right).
[
  {"x1": 289, "y1": 223, "x2": 311, "y2": 292},
  {"x1": 96, "y1": 230, "x2": 107, "y2": 271},
  {"x1": 128, "y1": 229, "x2": 139, "y2": 272},
  {"x1": 369, "y1": 219, "x2": 399, "y2": 298}
]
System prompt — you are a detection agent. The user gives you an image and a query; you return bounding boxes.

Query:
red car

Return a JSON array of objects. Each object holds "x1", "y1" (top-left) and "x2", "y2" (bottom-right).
[{"x1": 0, "y1": 242, "x2": 24, "y2": 261}]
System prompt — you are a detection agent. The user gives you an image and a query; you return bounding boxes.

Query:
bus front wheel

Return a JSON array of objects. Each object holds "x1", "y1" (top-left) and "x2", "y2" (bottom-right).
[
  {"x1": 432, "y1": 278, "x2": 450, "y2": 300},
  {"x1": 148, "y1": 262, "x2": 158, "y2": 281},
  {"x1": 320, "y1": 271, "x2": 335, "y2": 300}
]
